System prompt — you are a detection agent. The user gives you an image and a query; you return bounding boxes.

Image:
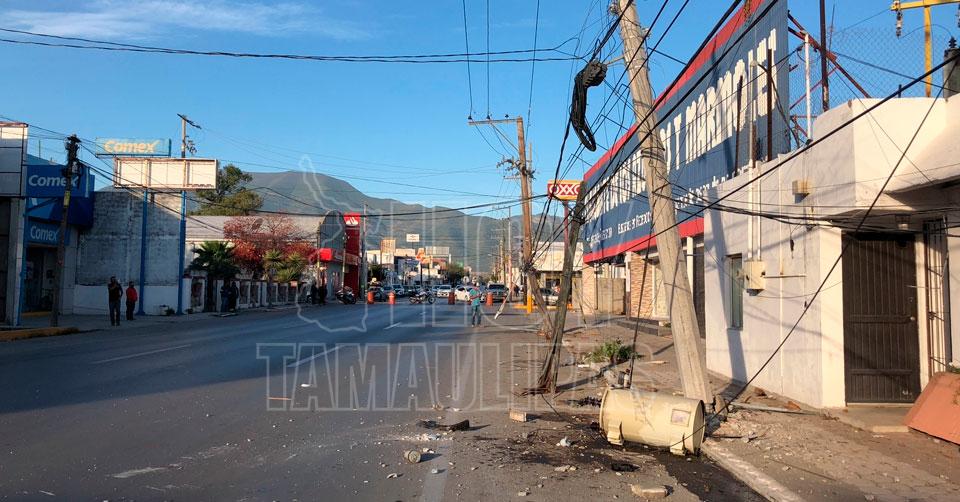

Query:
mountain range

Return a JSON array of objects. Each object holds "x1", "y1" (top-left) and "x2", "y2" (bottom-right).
[{"x1": 249, "y1": 170, "x2": 563, "y2": 273}]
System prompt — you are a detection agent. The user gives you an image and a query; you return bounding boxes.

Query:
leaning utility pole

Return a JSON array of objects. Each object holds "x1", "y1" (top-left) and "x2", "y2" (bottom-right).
[
  {"x1": 467, "y1": 117, "x2": 551, "y2": 323},
  {"x1": 50, "y1": 135, "x2": 79, "y2": 327},
  {"x1": 615, "y1": 0, "x2": 712, "y2": 405}
]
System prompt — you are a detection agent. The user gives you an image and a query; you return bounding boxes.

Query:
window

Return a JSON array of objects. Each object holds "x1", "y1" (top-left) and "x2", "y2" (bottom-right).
[{"x1": 729, "y1": 255, "x2": 744, "y2": 329}]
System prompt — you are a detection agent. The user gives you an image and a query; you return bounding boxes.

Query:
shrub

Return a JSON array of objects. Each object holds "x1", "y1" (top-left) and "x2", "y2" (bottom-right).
[{"x1": 588, "y1": 339, "x2": 635, "y2": 365}]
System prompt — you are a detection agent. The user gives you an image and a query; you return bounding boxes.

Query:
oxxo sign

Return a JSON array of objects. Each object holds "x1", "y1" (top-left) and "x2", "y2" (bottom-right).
[
  {"x1": 547, "y1": 180, "x2": 582, "y2": 201},
  {"x1": 95, "y1": 138, "x2": 171, "y2": 157}
]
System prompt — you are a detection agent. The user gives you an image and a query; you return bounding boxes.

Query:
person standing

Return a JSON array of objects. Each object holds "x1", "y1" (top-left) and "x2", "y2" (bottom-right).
[
  {"x1": 469, "y1": 286, "x2": 482, "y2": 327},
  {"x1": 229, "y1": 281, "x2": 240, "y2": 312},
  {"x1": 107, "y1": 276, "x2": 123, "y2": 326},
  {"x1": 219, "y1": 281, "x2": 230, "y2": 313},
  {"x1": 125, "y1": 281, "x2": 138, "y2": 321}
]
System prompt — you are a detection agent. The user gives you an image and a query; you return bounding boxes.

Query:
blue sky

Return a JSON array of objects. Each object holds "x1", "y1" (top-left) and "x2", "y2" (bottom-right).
[{"x1": 1, "y1": 0, "x2": 955, "y2": 216}]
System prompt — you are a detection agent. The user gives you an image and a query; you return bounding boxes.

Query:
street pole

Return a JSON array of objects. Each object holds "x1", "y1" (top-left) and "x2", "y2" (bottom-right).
[
  {"x1": 507, "y1": 205, "x2": 513, "y2": 300},
  {"x1": 615, "y1": 0, "x2": 712, "y2": 406},
  {"x1": 819, "y1": 0, "x2": 830, "y2": 112},
  {"x1": 137, "y1": 188, "x2": 148, "y2": 315},
  {"x1": 176, "y1": 114, "x2": 200, "y2": 315},
  {"x1": 50, "y1": 135, "x2": 79, "y2": 327}
]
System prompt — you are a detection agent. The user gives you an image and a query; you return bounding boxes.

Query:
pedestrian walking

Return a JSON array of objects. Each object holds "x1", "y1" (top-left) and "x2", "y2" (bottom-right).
[
  {"x1": 125, "y1": 281, "x2": 138, "y2": 321},
  {"x1": 219, "y1": 281, "x2": 230, "y2": 313},
  {"x1": 310, "y1": 283, "x2": 319, "y2": 305},
  {"x1": 469, "y1": 287, "x2": 482, "y2": 327},
  {"x1": 319, "y1": 282, "x2": 327, "y2": 305},
  {"x1": 107, "y1": 276, "x2": 123, "y2": 326}
]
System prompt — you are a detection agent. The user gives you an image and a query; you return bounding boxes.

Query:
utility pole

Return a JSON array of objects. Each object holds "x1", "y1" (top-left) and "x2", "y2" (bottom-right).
[
  {"x1": 891, "y1": 1, "x2": 960, "y2": 97},
  {"x1": 50, "y1": 135, "x2": 79, "y2": 327},
  {"x1": 614, "y1": 0, "x2": 712, "y2": 406},
  {"x1": 177, "y1": 113, "x2": 200, "y2": 315},
  {"x1": 467, "y1": 116, "x2": 551, "y2": 324},
  {"x1": 506, "y1": 205, "x2": 513, "y2": 300},
  {"x1": 819, "y1": 0, "x2": 830, "y2": 111}
]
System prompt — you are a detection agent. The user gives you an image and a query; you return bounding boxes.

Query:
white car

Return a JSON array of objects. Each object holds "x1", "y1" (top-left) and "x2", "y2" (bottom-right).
[
  {"x1": 435, "y1": 285, "x2": 453, "y2": 298},
  {"x1": 455, "y1": 285, "x2": 480, "y2": 302}
]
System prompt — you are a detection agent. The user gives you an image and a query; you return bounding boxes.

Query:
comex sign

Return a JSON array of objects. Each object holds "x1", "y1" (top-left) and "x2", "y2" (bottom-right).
[{"x1": 95, "y1": 138, "x2": 171, "y2": 157}]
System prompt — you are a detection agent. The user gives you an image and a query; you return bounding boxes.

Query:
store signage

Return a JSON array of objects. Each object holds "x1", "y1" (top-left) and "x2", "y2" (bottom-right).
[
  {"x1": 26, "y1": 164, "x2": 94, "y2": 198},
  {"x1": 406, "y1": 233, "x2": 420, "y2": 243},
  {"x1": 27, "y1": 219, "x2": 69, "y2": 246},
  {"x1": 96, "y1": 138, "x2": 171, "y2": 157},
  {"x1": 581, "y1": 0, "x2": 789, "y2": 262},
  {"x1": 343, "y1": 213, "x2": 361, "y2": 226},
  {"x1": 547, "y1": 180, "x2": 581, "y2": 201}
]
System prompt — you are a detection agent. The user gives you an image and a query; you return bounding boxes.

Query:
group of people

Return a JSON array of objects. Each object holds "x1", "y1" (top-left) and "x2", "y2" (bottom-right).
[
  {"x1": 309, "y1": 282, "x2": 327, "y2": 305},
  {"x1": 107, "y1": 276, "x2": 139, "y2": 326},
  {"x1": 220, "y1": 281, "x2": 240, "y2": 313}
]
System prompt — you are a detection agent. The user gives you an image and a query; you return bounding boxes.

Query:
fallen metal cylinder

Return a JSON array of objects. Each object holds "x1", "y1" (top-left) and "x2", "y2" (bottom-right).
[{"x1": 599, "y1": 387, "x2": 705, "y2": 455}]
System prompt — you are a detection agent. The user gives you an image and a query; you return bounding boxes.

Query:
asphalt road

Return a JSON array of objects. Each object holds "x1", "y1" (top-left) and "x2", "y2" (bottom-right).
[{"x1": 0, "y1": 303, "x2": 760, "y2": 501}]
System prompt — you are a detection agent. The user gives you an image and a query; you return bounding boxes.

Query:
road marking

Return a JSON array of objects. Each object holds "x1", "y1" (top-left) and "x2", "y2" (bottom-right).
[
  {"x1": 385, "y1": 322, "x2": 402, "y2": 330},
  {"x1": 91, "y1": 344, "x2": 192, "y2": 364},
  {"x1": 110, "y1": 466, "x2": 167, "y2": 479},
  {"x1": 286, "y1": 345, "x2": 341, "y2": 368}
]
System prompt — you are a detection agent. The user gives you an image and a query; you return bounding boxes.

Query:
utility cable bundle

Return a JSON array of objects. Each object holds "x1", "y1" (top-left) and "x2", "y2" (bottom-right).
[{"x1": 570, "y1": 59, "x2": 608, "y2": 151}]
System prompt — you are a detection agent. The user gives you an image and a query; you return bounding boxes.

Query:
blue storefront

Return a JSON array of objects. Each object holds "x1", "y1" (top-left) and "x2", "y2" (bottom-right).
[{"x1": 20, "y1": 155, "x2": 94, "y2": 313}]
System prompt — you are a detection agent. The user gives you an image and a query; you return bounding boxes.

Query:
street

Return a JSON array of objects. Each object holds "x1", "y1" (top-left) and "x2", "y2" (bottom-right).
[{"x1": 0, "y1": 304, "x2": 759, "y2": 501}]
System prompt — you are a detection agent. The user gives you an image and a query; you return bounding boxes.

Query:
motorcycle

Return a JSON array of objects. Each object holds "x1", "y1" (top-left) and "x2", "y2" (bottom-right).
[
  {"x1": 409, "y1": 290, "x2": 435, "y2": 305},
  {"x1": 336, "y1": 288, "x2": 357, "y2": 304}
]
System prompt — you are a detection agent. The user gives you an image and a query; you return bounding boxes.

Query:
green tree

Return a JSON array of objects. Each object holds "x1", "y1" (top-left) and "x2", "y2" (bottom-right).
[
  {"x1": 192, "y1": 164, "x2": 263, "y2": 216},
  {"x1": 263, "y1": 249, "x2": 284, "y2": 307},
  {"x1": 445, "y1": 262, "x2": 466, "y2": 285},
  {"x1": 275, "y1": 252, "x2": 307, "y2": 283},
  {"x1": 189, "y1": 241, "x2": 240, "y2": 280}
]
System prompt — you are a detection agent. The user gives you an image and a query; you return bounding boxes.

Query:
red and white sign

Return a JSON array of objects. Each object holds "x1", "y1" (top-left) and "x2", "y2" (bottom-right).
[
  {"x1": 547, "y1": 180, "x2": 581, "y2": 201},
  {"x1": 343, "y1": 213, "x2": 361, "y2": 227}
]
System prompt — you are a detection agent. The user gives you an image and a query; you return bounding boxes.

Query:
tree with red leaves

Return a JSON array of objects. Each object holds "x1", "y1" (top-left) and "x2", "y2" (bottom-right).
[{"x1": 223, "y1": 215, "x2": 313, "y2": 278}]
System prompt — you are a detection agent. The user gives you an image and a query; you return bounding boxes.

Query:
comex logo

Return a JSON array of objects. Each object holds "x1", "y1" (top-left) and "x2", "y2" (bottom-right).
[{"x1": 102, "y1": 139, "x2": 162, "y2": 154}]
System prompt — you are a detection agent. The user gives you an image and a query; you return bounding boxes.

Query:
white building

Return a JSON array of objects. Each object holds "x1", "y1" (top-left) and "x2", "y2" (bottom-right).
[{"x1": 705, "y1": 96, "x2": 960, "y2": 408}]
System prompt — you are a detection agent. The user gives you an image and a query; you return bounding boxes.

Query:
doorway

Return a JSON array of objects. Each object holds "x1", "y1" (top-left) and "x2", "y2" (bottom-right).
[{"x1": 842, "y1": 233, "x2": 921, "y2": 403}]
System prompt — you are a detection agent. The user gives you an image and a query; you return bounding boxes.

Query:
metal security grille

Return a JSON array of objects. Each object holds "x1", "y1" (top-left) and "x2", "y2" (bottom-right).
[
  {"x1": 842, "y1": 233, "x2": 920, "y2": 403},
  {"x1": 923, "y1": 219, "x2": 952, "y2": 375}
]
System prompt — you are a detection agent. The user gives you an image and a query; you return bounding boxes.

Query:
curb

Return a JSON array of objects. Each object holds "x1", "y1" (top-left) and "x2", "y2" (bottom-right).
[
  {"x1": 0, "y1": 326, "x2": 81, "y2": 342},
  {"x1": 701, "y1": 441, "x2": 806, "y2": 502}
]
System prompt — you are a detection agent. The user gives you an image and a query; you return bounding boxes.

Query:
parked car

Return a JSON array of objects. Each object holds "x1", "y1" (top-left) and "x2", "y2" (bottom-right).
[
  {"x1": 484, "y1": 283, "x2": 508, "y2": 302},
  {"x1": 435, "y1": 284, "x2": 453, "y2": 298},
  {"x1": 539, "y1": 288, "x2": 559, "y2": 306},
  {"x1": 392, "y1": 285, "x2": 406, "y2": 297},
  {"x1": 455, "y1": 285, "x2": 482, "y2": 302}
]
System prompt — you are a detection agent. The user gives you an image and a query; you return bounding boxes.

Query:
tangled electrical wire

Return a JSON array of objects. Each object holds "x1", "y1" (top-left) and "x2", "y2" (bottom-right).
[{"x1": 570, "y1": 59, "x2": 608, "y2": 151}]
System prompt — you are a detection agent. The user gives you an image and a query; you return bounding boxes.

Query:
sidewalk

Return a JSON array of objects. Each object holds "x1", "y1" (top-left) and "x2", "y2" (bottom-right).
[
  {"x1": 11, "y1": 302, "x2": 321, "y2": 336},
  {"x1": 558, "y1": 315, "x2": 960, "y2": 501}
]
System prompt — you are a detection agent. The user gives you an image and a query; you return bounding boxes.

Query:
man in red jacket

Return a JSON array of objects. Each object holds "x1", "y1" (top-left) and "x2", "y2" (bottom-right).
[{"x1": 125, "y1": 281, "x2": 139, "y2": 321}]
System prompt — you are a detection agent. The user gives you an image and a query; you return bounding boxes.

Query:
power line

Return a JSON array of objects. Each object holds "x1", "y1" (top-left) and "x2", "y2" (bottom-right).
[
  {"x1": 0, "y1": 27, "x2": 579, "y2": 64},
  {"x1": 526, "y1": 0, "x2": 542, "y2": 130},
  {"x1": 461, "y1": 0, "x2": 476, "y2": 116}
]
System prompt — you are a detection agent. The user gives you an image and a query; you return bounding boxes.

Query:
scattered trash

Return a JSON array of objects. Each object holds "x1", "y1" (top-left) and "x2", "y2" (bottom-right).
[
  {"x1": 430, "y1": 468, "x2": 440, "y2": 474},
  {"x1": 784, "y1": 401, "x2": 802, "y2": 412},
  {"x1": 754, "y1": 388, "x2": 767, "y2": 397},
  {"x1": 299, "y1": 383, "x2": 313, "y2": 388},
  {"x1": 781, "y1": 466, "x2": 790, "y2": 471},
  {"x1": 554, "y1": 465, "x2": 577, "y2": 472},
  {"x1": 630, "y1": 484, "x2": 669, "y2": 499},
  {"x1": 403, "y1": 450, "x2": 422, "y2": 464},
  {"x1": 451, "y1": 407, "x2": 462, "y2": 412},
  {"x1": 568, "y1": 396, "x2": 602, "y2": 407},
  {"x1": 386, "y1": 473, "x2": 401, "y2": 479},
  {"x1": 730, "y1": 402, "x2": 811, "y2": 415},
  {"x1": 557, "y1": 437, "x2": 573, "y2": 447},
  {"x1": 517, "y1": 491, "x2": 530, "y2": 497},
  {"x1": 421, "y1": 447, "x2": 434, "y2": 454},
  {"x1": 610, "y1": 462, "x2": 637, "y2": 472},
  {"x1": 510, "y1": 410, "x2": 529, "y2": 422},
  {"x1": 418, "y1": 419, "x2": 470, "y2": 432}
]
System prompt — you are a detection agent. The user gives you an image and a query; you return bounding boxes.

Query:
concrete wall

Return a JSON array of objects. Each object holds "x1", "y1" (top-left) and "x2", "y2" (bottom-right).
[
  {"x1": 73, "y1": 191, "x2": 182, "y2": 315},
  {"x1": 703, "y1": 97, "x2": 960, "y2": 408}
]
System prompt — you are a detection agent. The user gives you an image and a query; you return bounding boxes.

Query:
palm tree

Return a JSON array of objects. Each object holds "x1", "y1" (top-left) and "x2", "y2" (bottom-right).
[
  {"x1": 190, "y1": 241, "x2": 240, "y2": 280},
  {"x1": 263, "y1": 249, "x2": 284, "y2": 307},
  {"x1": 190, "y1": 241, "x2": 240, "y2": 312}
]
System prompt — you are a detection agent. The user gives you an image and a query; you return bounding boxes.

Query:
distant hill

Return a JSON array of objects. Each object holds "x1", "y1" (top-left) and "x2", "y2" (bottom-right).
[{"x1": 248, "y1": 170, "x2": 563, "y2": 273}]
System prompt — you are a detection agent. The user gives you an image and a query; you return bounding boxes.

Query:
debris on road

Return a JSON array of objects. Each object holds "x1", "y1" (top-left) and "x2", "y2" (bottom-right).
[
  {"x1": 611, "y1": 462, "x2": 638, "y2": 472},
  {"x1": 517, "y1": 490, "x2": 530, "y2": 497},
  {"x1": 418, "y1": 419, "x2": 470, "y2": 432},
  {"x1": 403, "y1": 450, "x2": 422, "y2": 464},
  {"x1": 568, "y1": 396, "x2": 602, "y2": 407},
  {"x1": 386, "y1": 472, "x2": 401, "y2": 479},
  {"x1": 554, "y1": 465, "x2": 577, "y2": 472},
  {"x1": 430, "y1": 468, "x2": 441, "y2": 474},
  {"x1": 630, "y1": 484, "x2": 669, "y2": 499},
  {"x1": 557, "y1": 437, "x2": 573, "y2": 447},
  {"x1": 509, "y1": 410, "x2": 529, "y2": 422}
]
